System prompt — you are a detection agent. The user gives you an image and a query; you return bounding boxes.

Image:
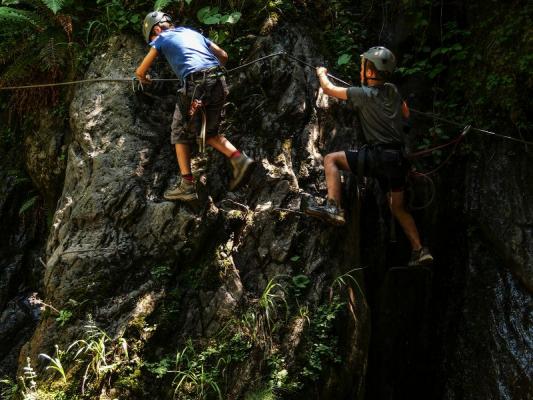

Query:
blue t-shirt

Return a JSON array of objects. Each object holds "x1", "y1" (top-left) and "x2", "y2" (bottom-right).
[{"x1": 150, "y1": 27, "x2": 220, "y2": 81}]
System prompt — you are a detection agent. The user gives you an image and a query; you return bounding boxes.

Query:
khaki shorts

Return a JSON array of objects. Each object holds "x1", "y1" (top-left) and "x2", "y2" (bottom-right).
[{"x1": 170, "y1": 76, "x2": 228, "y2": 145}]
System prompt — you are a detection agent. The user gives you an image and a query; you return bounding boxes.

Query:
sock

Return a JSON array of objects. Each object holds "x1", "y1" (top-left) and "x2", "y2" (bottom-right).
[
  {"x1": 230, "y1": 150, "x2": 241, "y2": 159},
  {"x1": 182, "y1": 173, "x2": 194, "y2": 182}
]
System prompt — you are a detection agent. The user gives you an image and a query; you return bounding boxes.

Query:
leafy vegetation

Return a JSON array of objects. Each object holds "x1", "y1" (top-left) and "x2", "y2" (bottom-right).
[
  {"x1": 66, "y1": 323, "x2": 130, "y2": 394},
  {"x1": 321, "y1": 0, "x2": 367, "y2": 81},
  {"x1": 0, "y1": 0, "x2": 530, "y2": 398},
  {"x1": 144, "y1": 333, "x2": 252, "y2": 399},
  {"x1": 393, "y1": 0, "x2": 532, "y2": 146},
  {"x1": 300, "y1": 297, "x2": 344, "y2": 381},
  {"x1": 6, "y1": 322, "x2": 131, "y2": 399},
  {"x1": 39, "y1": 345, "x2": 68, "y2": 383},
  {"x1": 55, "y1": 309, "x2": 73, "y2": 327}
]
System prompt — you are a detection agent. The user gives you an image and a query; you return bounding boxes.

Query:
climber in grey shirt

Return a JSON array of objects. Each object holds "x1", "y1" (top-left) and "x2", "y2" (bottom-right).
[
  {"x1": 305, "y1": 46, "x2": 433, "y2": 267},
  {"x1": 347, "y1": 84, "x2": 405, "y2": 145}
]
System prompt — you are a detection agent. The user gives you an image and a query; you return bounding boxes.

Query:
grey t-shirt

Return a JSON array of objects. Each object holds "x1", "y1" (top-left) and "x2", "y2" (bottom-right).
[{"x1": 346, "y1": 83, "x2": 404, "y2": 145}]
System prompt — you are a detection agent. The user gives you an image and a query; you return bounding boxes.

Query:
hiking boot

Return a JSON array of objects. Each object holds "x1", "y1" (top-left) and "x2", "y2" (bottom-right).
[
  {"x1": 304, "y1": 198, "x2": 346, "y2": 226},
  {"x1": 408, "y1": 246, "x2": 434, "y2": 267},
  {"x1": 229, "y1": 152, "x2": 255, "y2": 191},
  {"x1": 163, "y1": 178, "x2": 198, "y2": 201}
]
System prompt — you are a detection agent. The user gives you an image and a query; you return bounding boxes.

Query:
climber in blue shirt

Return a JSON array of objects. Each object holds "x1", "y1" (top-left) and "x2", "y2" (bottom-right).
[{"x1": 135, "y1": 11, "x2": 255, "y2": 201}]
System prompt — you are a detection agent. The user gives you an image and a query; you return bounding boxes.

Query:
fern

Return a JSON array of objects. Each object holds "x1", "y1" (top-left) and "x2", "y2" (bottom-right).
[
  {"x1": 1, "y1": 29, "x2": 50, "y2": 69},
  {"x1": 39, "y1": 36, "x2": 68, "y2": 71},
  {"x1": 40, "y1": 0, "x2": 65, "y2": 14},
  {"x1": 19, "y1": 195, "x2": 38, "y2": 215},
  {"x1": 154, "y1": 0, "x2": 176, "y2": 11},
  {"x1": 0, "y1": 50, "x2": 39, "y2": 83},
  {"x1": 0, "y1": 7, "x2": 44, "y2": 28}
]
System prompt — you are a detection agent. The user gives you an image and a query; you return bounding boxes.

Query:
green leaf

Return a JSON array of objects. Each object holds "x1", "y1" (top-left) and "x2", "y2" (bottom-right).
[
  {"x1": 197, "y1": 6, "x2": 210, "y2": 21},
  {"x1": 337, "y1": 53, "x2": 351, "y2": 66},
  {"x1": 220, "y1": 11, "x2": 240, "y2": 24},
  {"x1": 19, "y1": 195, "x2": 38, "y2": 215},
  {"x1": 56, "y1": 309, "x2": 73, "y2": 326},
  {"x1": 0, "y1": 7, "x2": 43, "y2": 27},
  {"x1": 290, "y1": 255, "x2": 300, "y2": 262},
  {"x1": 197, "y1": 6, "x2": 219, "y2": 24},
  {"x1": 292, "y1": 275, "x2": 310, "y2": 289},
  {"x1": 430, "y1": 48, "x2": 441, "y2": 58},
  {"x1": 184, "y1": 0, "x2": 193, "y2": 4},
  {"x1": 211, "y1": 29, "x2": 227, "y2": 44},
  {"x1": 41, "y1": 0, "x2": 65, "y2": 14},
  {"x1": 203, "y1": 14, "x2": 221, "y2": 24},
  {"x1": 428, "y1": 64, "x2": 446, "y2": 79},
  {"x1": 154, "y1": 0, "x2": 173, "y2": 11}
]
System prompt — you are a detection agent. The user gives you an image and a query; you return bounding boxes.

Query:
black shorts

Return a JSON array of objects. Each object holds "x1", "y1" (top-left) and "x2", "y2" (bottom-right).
[
  {"x1": 170, "y1": 75, "x2": 229, "y2": 145},
  {"x1": 345, "y1": 147, "x2": 409, "y2": 192}
]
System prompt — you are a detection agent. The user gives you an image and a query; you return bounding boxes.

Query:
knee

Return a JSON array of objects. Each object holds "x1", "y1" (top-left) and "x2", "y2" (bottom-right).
[{"x1": 324, "y1": 153, "x2": 337, "y2": 168}]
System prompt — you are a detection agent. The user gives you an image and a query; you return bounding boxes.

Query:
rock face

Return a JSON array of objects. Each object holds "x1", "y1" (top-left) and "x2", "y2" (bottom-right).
[
  {"x1": 16, "y1": 28, "x2": 370, "y2": 398},
  {"x1": 433, "y1": 143, "x2": 533, "y2": 400},
  {"x1": 0, "y1": 152, "x2": 47, "y2": 378},
  {"x1": 0, "y1": 22, "x2": 531, "y2": 400}
]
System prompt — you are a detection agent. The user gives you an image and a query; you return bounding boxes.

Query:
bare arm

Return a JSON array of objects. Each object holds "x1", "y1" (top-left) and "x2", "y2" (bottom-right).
[
  {"x1": 135, "y1": 47, "x2": 159, "y2": 83},
  {"x1": 209, "y1": 42, "x2": 228, "y2": 65},
  {"x1": 316, "y1": 67, "x2": 348, "y2": 100}
]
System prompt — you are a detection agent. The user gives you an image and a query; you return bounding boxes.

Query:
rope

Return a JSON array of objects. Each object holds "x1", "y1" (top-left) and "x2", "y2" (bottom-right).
[
  {"x1": 1, "y1": 49, "x2": 530, "y2": 148},
  {"x1": 406, "y1": 172, "x2": 436, "y2": 210},
  {"x1": 409, "y1": 109, "x2": 533, "y2": 146},
  {"x1": 0, "y1": 77, "x2": 180, "y2": 91},
  {"x1": 407, "y1": 125, "x2": 471, "y2": 160},
  {"x1": 0, "y1": 52, "x2": 286, "y2": 91},
  {"x1": 224, "y1": 51, "x2": 286, "y2": 74},
  {"x1": 283, "y1": 53, "x2": 352, "y2": 86},
  {"x1": 282, "y1": 55, "x2": 532, "y2": 148}
]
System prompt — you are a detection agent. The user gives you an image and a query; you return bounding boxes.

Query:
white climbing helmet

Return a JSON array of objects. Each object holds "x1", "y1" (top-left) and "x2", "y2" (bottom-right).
[
  {"x1": 361, "y1": 46, "x2": 397, "y2": 74},
  {"x1": 142, "y1": 11, "x2": 172, "y2": 43}
]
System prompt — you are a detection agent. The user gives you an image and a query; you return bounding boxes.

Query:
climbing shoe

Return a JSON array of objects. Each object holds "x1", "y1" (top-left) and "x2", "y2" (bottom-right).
[
  {"x1": 408, "y1": 246, "x2": 434, "y2": 267},
  {"x1": 163, "y1": 178, "x2": 198, "y2": 201},
  {"x1": 304, "y1": 198, "x2": 346, "y2": 226},
  {"x1": 229, "y1": 152, "x2": 255, "y2": 191}
]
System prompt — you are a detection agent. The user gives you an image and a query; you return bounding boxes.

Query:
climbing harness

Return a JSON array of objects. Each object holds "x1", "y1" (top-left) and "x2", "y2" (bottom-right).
[
  {"x1": 180, "y1": 65, "x2": 226, "y2": 153},
  {"x1": 187, "y1": 82, "x2": 207, "y2": 153},
  {"x1": 197, "y1": 104, "x2": 207, "y2": 153}
]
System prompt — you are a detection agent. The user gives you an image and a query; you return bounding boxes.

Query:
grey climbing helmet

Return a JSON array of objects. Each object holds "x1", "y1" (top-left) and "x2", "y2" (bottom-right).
[
  {"x1": 142, "y1": 11, "x2": 172, "y2": 43},
  {"x1": 361, "y1": 46, "x2": 396, "y2": 74}
]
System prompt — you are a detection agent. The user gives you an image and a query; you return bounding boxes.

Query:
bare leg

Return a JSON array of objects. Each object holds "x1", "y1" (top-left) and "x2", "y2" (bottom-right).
[
  {"x1": 175, "y1": 143, "x2": 192, "y2": 175},
  {"x1": 324, "y1": 151, "x2": 351, "y2": 205},
  {"x1": 389, "y1": 191, "x2": 422, "y2": 251},
  {"x1": 206, "y1": 134, "x2": 237, "y2": 158}
]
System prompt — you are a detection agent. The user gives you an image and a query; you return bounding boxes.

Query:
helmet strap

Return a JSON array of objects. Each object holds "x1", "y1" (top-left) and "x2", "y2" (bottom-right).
[
  {"x1": 363, "y1": 59, "x2": 368, "y2": 86},
  {"x1": 362, "y1": 59, "x2": 384, "y2": 85}
]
